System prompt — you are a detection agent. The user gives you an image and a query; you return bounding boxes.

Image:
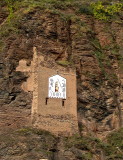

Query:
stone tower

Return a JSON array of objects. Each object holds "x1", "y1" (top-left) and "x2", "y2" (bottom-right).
[{"x1": 17, "y1": 47, "x2": 78, "y2": 136}]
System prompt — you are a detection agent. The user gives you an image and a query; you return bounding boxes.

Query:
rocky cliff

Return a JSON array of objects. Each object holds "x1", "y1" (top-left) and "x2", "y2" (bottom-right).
[{"x1": 0, "y1": 0, "x2": 123, "y2": 159}]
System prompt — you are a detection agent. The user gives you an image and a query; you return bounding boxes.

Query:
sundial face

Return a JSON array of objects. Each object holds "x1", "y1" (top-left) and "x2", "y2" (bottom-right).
[{"x1": 48, "y1": 75, "x2": 66, "y2": 99}]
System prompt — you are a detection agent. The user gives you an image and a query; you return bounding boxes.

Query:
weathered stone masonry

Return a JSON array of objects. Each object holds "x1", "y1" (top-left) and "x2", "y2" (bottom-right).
[{"x1": 16, "y1": 47, "x2": 78, "y2": 135}]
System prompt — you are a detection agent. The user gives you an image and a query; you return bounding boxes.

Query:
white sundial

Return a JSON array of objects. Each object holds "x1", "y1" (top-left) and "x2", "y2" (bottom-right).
[{"x1": 48, "y1": 75, "x2": 66, "y2": 99}]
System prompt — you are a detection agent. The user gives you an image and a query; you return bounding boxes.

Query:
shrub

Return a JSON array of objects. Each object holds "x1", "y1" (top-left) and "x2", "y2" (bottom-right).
[
  {"x1": 78, "y1": 5, "x2": 93, "y2": 15},
  {"x1": 91, "y1": 1, "x2": 123, "y2": 20}
]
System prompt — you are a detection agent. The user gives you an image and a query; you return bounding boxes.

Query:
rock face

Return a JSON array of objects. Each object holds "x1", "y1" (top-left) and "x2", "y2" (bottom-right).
[
  {"x1": 0, "y1": 5, "x2": 123, "y2": 138},
  {"x1": 0, "y1": 106, "x2": 31, "y2": 134}
]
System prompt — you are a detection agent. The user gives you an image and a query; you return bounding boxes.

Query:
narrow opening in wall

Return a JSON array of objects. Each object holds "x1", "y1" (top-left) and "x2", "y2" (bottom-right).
[
  {"x1": 62, "y1": 100, "x2": 65, "y2": 106},
  {"x1": 45, "y1": 97, "x2": 48, "y2": 105}
]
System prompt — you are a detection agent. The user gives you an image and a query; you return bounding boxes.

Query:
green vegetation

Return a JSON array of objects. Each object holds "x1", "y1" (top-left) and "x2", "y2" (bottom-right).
[
  {"x1": 56, "y1": 60, "x2": 73, "y2": 66},
  {"x1": 105, "y1": 128, "x2": 123, "y2": 159},
  {"x1": 0, "y1": 40, "x2": 5, "y2": 52},
  {"x1": 90, "y1": 37, "x2": 108, "y2": 75},
  {"x1": 78, "y1": 4, "x2": 93, "y2": 15},
  {"x1": 0, "y1": 0, "x2": 123, "y2": 37},
  {"x1": 0, "y1": 127, "x2": 57, "y2": 159},
  {"x1": 5, "y1": 0, "x2": 15, "y2": 21},
  {"x1": 0, "y1": 127, "x2": 123, "y2": 160},
  {"x1": 16, "y1": 127, "x2": 55, "y2": 137},
  {"x1": 91, "y1": 1, "x2": 123, "y2": 20},
  {"x1": 1, "y1": 0, "x2": 123, "y2": 22},
  {"x1": 64, "y1": 128, "x2": 123, "y2": 160}
]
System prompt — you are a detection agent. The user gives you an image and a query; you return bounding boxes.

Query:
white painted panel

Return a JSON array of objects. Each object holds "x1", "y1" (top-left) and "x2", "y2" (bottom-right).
[{"x1": 48, "y1": 75, "x2": 66, "y2": 99}]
